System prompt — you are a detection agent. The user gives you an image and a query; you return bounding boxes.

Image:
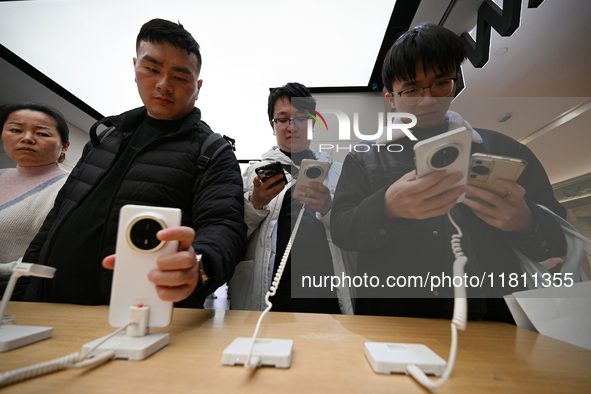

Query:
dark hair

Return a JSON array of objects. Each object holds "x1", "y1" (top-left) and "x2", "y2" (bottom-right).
[
  {"x1": 0, "y1": 102, "x2": 70, "y2": 144},
  {"x1": 136, "y1": 18, "x2": 202, "y2": 71},
  {"x1": 267, "y1": 82, "x2": 316, "y2": 121},
  {"x1": 382, "y1": 23, "x2": 466, "y2": 92}
]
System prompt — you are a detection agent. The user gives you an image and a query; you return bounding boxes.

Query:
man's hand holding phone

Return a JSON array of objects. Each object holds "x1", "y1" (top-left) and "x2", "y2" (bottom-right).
[
  {"x1": 104, "y1": 205, "x2": 201, "y2": 328},
  {"x1": 102, "y1": 225, "x2": 200, "y2": 302},
  {"x1": 387, "y1": 127, "x2": 471, "y2": 220},
  {"x1": 295, "y1": 181, "x2": 332, "y2": 215},
  {"x1": 250, "y1": 173, "x2": 286, "y2": 209},
  {"x1": 249, "y1": 161, "x2": 288, "y2": 209},
  {"x1": 384, "y1": 170, "x2": 466, "y2": 220},
  {"x1": 463, "y1": 178, "x2": 533, "y2": 232},
  {"x1": 293, "y1": 159, "x2": 332, "y2": 215},
  {"x1": 462, "y1": 153, "x2": 533, "y2": 232}
]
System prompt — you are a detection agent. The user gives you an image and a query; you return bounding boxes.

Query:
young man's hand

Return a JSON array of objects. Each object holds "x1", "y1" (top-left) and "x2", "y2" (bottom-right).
[
  {"x1": 102, "y1": 226, "x2": 200, "y2": 302},
  {"x1": 294, "y1": 181, "x2": 332, "y2": 215},
  {"x1": 462, "y1": 179, "x2": 533, "y2": 232},
  {"x1": 249, "y1": 174, "x2": 285, "y2": 209},
  {"x1": 384, "y1": 170, "x2": 466, "y2": 220}
]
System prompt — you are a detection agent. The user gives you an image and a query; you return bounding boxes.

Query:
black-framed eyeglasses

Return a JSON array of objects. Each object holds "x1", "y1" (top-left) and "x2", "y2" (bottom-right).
[
  {"x1": 272, "y1": 117, "x2": 310, "y2": 128},
  {"x1": 392, "y1": 77, "x2": 458, "y2": 105}
]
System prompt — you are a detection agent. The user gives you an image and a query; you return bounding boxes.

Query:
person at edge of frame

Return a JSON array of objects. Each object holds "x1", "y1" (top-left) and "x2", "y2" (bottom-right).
[{"x1": 330, "y1": 23, "x2": 566, "y2": 322}]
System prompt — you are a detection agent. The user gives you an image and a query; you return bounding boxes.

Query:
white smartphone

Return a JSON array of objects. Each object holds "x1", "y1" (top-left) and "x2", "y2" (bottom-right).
[
  {"x1": 467, "y1": 153, "x2": 527, "y2": 201},
  {"x1": 294, "y1": 159, "x2": 330, "y2": 198},
  {"x1": 413, "y1": 127, "x2": 472, "y2": 202},
  {"x1": 109, "y1": 204, "x2": 181, "y2": 328}
]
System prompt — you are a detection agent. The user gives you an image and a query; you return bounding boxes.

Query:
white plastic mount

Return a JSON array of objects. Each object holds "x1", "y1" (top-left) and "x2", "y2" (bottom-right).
[
  {"x1": 82, "y1": 331, "x2": 169, "y2": 361},
  {"x1": 222, "y1": 337, "x2": 293, "y2": 368},
  {"x1": 0, "y1": 325, "x2": 53, "y2": 352},
  {"x1": 364, "y1": 342, "x2": 446, "y2": 376},
  {"x1": 0, "y1": 262, "x2": 56, "y2": 352},
  {"x1": 82, "y1": 306, "x2": 168, "y2": 361}
]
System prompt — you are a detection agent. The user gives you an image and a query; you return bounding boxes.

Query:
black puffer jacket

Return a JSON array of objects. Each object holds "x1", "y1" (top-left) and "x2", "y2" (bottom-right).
[{"x1": 21, "y1": 106, "x2": 246, "y2": 307}]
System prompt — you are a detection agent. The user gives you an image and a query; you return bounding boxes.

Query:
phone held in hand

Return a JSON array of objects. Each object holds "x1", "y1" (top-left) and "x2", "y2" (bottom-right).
[
  {"x1": 255, "y1": 161, "x2": 287, "y2": 189},
  {"x1": 467, "y1": 153, "x2": 527, "y2": 201},
  {"x1": 413, "y1": 127, "x2": 472, "y2": 202},
  {"x1": 109, "y1": 204, "x2": 181, "y2": 328},
  {"x1": 294, "y1": 159, "x2": 330, "y2": 198}
]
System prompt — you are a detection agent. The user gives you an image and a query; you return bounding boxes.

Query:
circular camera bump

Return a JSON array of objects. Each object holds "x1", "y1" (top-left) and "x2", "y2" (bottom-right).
[
  {"x1": 471, "y1": 165, "x2": 490, "y2": 175},
  {"x1": 305, "y1": 166, "x2": 323, "y2": 179},
  {"x1": 127, "y1": 216, "x2": 166, "y2": 253},
  {"x1": 429, "y1": 144, "x2": 460, "y2": 169}
]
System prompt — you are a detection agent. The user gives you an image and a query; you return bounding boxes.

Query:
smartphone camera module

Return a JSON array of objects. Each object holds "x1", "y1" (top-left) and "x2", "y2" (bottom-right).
[
  {"x1": 127, "y1": 216, "x2": 166, "y2": 253},
  {"x1": 304, "y1": 166, "x2": 324, "y2": 179},
  {"x1": 469, "y1": 159, "x2": 494, "y2": 181},
  {"x1": 258, "y1": 169, "x2": 275, "y2": 179},
  {"x1": 429, "y1": 144, "x2": 460, "y2": 169}
]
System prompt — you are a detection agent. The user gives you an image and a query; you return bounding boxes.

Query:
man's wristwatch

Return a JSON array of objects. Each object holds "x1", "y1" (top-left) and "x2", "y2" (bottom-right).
[{"x1": 196, "y1": 254, "x2": 209, "y2": 284}]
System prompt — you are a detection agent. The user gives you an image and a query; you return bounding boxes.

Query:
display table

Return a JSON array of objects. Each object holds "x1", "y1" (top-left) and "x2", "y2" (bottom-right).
[{"x1": 1, "y1": 302, "x2": 590, "y2": 392}]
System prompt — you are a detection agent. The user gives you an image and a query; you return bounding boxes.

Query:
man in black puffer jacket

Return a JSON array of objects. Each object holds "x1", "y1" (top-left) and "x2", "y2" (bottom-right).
[{"x1": 17, "y1": 19, "x2": 246, "y2": 308}]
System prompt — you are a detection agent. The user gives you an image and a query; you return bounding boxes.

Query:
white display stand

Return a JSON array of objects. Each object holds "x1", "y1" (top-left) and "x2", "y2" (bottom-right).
[
  {"x1": 82, "y1": 331, "x2": 169, "y2": 361},
  {"x1": 222, "y1": 337, "x2": 293, "y2": 368},
  {"x1": 0, "y1": 263, "x2": 56, "y2": 352}
]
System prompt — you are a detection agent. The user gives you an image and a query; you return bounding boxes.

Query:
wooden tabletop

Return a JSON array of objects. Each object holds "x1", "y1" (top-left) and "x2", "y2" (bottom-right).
[{"x1": 1, "y1": 302, "x2": 590, "y2": 393}]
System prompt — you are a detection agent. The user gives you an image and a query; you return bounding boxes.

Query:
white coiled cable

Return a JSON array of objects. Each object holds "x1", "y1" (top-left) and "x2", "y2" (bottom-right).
[
  {"x1": 244, "y1": 203, "x2": 307, "y2": 369},
  {"x1": 0, "y1": 322, "x2": 132, "y2": 387},
  {"x1": 0, "y1": 350, "x2": 115, "y2": 388},
  {"x1": 406, "y1": 211, "x2": 468, "y2": 389},
  {"x1": 0, "y1": 352, "x2": 81, "y2": 387}
]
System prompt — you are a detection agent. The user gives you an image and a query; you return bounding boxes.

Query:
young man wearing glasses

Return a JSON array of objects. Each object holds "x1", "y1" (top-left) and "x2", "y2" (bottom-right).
[
  {"x1": 330, "y1": 23, "x2": 566, "y2": 321},
  {"x1": 229, "y1": 82, "x2": 354, "y2": 314}
]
